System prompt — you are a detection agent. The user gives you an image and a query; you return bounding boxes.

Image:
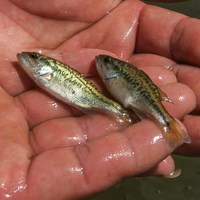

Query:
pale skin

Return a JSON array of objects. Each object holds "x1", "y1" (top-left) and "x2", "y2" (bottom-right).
[{"x1": 0, "y1": 0, "x2": 199, "y2": 199}]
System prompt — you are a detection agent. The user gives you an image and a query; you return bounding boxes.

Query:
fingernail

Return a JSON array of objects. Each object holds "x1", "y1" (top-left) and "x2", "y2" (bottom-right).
[{"x1": 164, "y1": 168, "x2": 182, "y2": 178}]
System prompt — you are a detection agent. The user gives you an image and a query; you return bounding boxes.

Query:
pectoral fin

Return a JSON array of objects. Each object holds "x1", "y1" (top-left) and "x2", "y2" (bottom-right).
[{"x1": 103, "y1": 71, "x2": 124, "y2": 80}]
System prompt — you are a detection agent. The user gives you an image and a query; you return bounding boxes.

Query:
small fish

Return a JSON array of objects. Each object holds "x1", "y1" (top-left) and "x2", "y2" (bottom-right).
[
  {"x1": 17, "y1": 52, "x2": 133, "y2": 125},
  {"x1": 96, "y1": 55, "x2": 191, "y2": 146}
]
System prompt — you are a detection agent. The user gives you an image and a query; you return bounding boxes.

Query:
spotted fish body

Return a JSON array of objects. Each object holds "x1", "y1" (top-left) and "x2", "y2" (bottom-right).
[
  {"x1": 96, "y1": 55, "x2": 191, "y2": 146},
  {"x1": 17, "y1": 52, "x2": 132, "y2": 124}
]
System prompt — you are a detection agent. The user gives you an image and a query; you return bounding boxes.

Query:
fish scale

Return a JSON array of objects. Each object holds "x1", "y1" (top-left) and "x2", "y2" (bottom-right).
[
  {"x1": 96, "y1": 54, "x2": 191, "y2": 146},
  {"x1": 115, "y1": 59, "x2": 169, "y2": 118},
  {"x1": 17, "y1": 52, "x2": 133, "y2": 125},
  {"x1": 118, "y1": 67, "x2": 163, "y2": 116}
]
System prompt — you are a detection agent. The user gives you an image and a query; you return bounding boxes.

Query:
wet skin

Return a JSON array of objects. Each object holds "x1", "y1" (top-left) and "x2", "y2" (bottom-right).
[{"x1": 0, "y1": 0, "x2": 199, "y2": 199}]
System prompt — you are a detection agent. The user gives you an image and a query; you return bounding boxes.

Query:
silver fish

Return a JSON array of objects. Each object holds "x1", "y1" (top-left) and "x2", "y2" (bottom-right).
[
  {"x1": 96, "y1": 55, "x2": 191, "y2": 146},
  {"x1": 17, "y1": 52, "x2": 133, "y2": 125}
]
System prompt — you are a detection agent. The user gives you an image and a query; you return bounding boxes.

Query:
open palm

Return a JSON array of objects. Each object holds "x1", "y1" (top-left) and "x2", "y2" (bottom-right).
[{"x1": 0, "y1": 0, "x2": 199, "y2": 199}]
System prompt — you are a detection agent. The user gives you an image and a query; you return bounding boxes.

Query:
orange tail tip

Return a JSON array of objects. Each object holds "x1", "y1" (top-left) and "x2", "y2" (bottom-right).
[{"x1": 162, "y1": 118, "x2": 191, "y2": 147}]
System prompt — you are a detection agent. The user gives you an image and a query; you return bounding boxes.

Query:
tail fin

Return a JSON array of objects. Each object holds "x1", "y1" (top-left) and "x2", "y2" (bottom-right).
[{"x1": 162, "y1": 118, "x2": 191, "y2": 147}]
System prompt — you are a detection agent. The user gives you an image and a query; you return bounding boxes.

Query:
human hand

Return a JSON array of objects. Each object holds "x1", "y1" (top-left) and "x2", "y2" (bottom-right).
[
  {"x1": 0, "y1": 0, "x2": 198, "y2": 199},
  {"x1": 145, "y1": 0, "x2": 189, "y2": 2}
]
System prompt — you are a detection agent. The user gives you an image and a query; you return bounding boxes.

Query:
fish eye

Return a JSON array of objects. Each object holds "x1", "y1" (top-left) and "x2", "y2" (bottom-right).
[
  {"x1": 29, "y1": 53, "x2": 39, "y2": 59},
  {"x1": 103, "y1": 56, "x2": 111, "y2": 63}
]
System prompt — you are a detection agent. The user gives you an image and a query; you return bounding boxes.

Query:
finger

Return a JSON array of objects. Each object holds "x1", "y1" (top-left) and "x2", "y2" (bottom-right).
[
  {"x1": 15, "y1": 88, "x2": 81, "y2": 128},
  {"x1": 0, "y1": 87, "x2": 31, "y2": 198},
  {"x1": 171, "y1": 17, "x2": 200, "y2": 66},
  {"x1": 0, "y1": 87, "x2": 29, "y2": 148},
  {"x1": 145, "y1": 0, "x2": 189, "y2": 2},
  {"x1": 0, "y1": 61, "x2": 33, "y2": 96},
  {"x1": 161, "y1": 83, "x2": 196, "y2": 119},
  {"x1": 0, "y1": 0, "x2": 90, "y2": 49},
  {"x1": 26, "y1": 120, "x2": 178, "y2": 200},
  {"x1": 12, "y1": 0, "x2": 122, "y2": 22},
  {"x1": 176, "y1": 115, "x2": 200, "y2": 156},
  {"x1": 145, "y1": 155, "x2": 175, "y2": 177},
  {"x1": 62, "y1": 0, "x2": 144, "y2": 60},
  {"x1": 129, "y1": 54, "x2": 177, "y2": 85},
  {"x1": 29, "y1": 82, "x2": 195, "y2": 154},
  {"x1": 129, "y1": 53, "x2": 176, "y2": 69},
  {"x1": 140, "y1": 66, "x2": 177, "y2": 86},
  {"x1": 173, "y1": 64, "x2": 200, "y2": 112},
  {"x1": 30, "y1": 113, "x2": 129, "y2": 154},
  {"x1": 136, "y1": 5, "x2": 200, "y2": 66}
]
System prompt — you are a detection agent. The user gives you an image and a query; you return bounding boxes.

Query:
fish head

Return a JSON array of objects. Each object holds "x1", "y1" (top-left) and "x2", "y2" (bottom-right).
[
  {"x1": 95, "y1": 55, "x2": 123, "y2": 80},
  {"x1": 17, "y1": 52, "x2": 54, "y2": 82}
]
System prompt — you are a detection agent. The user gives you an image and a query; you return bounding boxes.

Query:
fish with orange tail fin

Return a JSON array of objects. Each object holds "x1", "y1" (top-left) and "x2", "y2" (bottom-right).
[
  {"x1": 162, "y1": 118, "x2": 190, "y2": 147},
  {"x1": 95, "y1": 55, "x2": 191, "y2": 147}
]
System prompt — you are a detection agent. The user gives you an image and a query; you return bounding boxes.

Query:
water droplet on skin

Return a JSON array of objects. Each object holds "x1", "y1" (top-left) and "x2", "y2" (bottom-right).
[
  {"x1": 158, "y1": 75, "x2": 163, "y2": 81},
  {"x1": 38, "y1": 49, "x2": 43, "y2": 54},
  {"x1": 65, "y1": 134, "x2": 87, "y2": 145},
  {"x1": 12, "y1": 178, "x2": 27, "y2": 193},
  {"x1": 164, "y1": 64, "x2": 174, "y2": 71},
  {"x1": 151, "y1": 134, "x2": 163, "y2": 145},
  {"x1": 119, "y1": 52, "x2": 125, "y2": 59},
  {"x1": 0, "y1": 175, "x2": 27, "y2": 198},
  {"x1": 103, "y1": 118, "x2": 131, "y2": 134},
  {"x1": 103, "y1": 149, "x2": 134, "y2": 162},
  {"x1": 123, "y1": 26, "x2": 133, "y2": 41},
  {"x1": 48, "y1": 100, "x2": 59, "y2": 110},
  {"x1": 1, "y1": 182, "x2": 13, "y2": 198},
  {"x1": 68, "y1": 166, "x2": 83, "y2": 174},
  {"x1": 105, "y1": 122, "x2": 118, "y2": 132},
  {"x1": 4, "y1": 194, "x2": 12, "y2": 198},
  {"x1": 123, "y1": 18, "x2": 137, "y2": 42},
  {"x1": 178, "y1": 95, "x2": 184, "y2": 102}
]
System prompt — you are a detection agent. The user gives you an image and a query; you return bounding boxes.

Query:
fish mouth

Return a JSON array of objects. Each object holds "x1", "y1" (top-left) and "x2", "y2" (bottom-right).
[
  {"x1": 95, "y1": 55, "x2": 109, "y2": 72},
  {"x1": 95, "y1": 55, "x2": 108, "y2": 65},
  {"x1": 16, "y1": 52, "x2": 24, "y2": 63},
  {"x1": 16, "y1": 52, "x2": 37, "y2": 78},
  {"x1": 95, "y1": 55, "x2": 102, "y2": 66},
  {"x1": 95, "y1": 55, "x2": 105, "y2": 78},
  {"x1": 17, "y1": 52, "x2": 31, "y2": 66}
]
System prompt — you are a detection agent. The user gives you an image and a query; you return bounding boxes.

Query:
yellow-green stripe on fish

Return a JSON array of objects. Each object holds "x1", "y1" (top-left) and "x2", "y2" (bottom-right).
[
  {"x1": 17, "y1": 52, "x2": 132, "y2": 125},
  {"x1": 96, "y1": 55, "x2": 191, "y2": 146}
]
